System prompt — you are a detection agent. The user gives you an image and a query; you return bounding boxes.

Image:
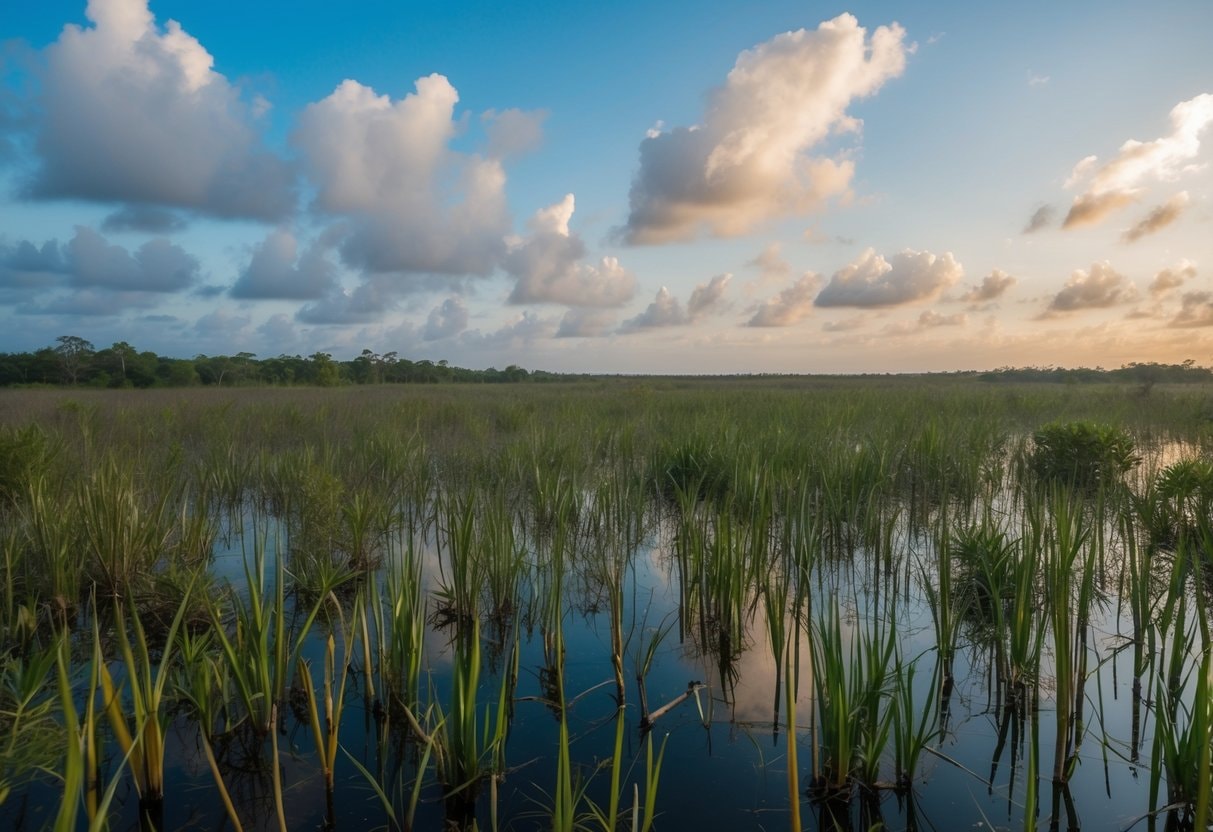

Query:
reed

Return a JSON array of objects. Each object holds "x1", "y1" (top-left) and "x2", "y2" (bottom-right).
[
  {"x1": 297, "y1": 596, "x2": 355, "y2": 823},
  {"x1": 174, "y1": 627, "x2": 243, "y2": 831},
  {"x1": 376, "y1": 536, "x2": 426, "y2": 717},
  {"x1": 0, "y1": 644, "x2": 58, "y2": 809},
  {"x1": 207, "y1": 533, "x2": 335, "y2": 735},
  {"x1": 97, "y1": 585, "x2": 195, "y2": 809},
  {"x1": 1043, "y1": 490, "x2": 1096, "y2": 785},
  {"x1": 79, "y1": 458, "x2": 177, "y2": 600},
  {"x1": 811, "y1": 596, "x2": 896, "y2": 795},
  {"x1": 53, "y1": 631, "x2": 123, "y2": 832}
]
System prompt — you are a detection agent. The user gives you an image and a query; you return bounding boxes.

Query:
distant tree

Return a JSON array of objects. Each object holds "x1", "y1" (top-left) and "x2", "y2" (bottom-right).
[
  {"x1": 110, "y1": 341, "x2": 136, "y2": 382},
  {"x1": 54, "y1": 335, "x2": 95, "y2": 385},
  {"x1": 309, "y1": 352, "x2": 341, "y2": 386}
]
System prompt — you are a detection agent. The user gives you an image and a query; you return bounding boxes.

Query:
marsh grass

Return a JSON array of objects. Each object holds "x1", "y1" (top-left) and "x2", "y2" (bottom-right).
[
  {"x1": 4, "y1": 380, "x2": 1213, "y2": 829},
  {"x1": 0, "y1": 644, "x2": 58, "y2": 808},
  {"x1": 97, "y1": 590, "x2": 193, "y2": 808}
]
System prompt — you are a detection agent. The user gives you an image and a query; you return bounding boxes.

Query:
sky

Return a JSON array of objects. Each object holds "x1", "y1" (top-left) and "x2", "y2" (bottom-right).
[{"x1": 0, "y1": 0, "x2": 1211, "y2": 374}]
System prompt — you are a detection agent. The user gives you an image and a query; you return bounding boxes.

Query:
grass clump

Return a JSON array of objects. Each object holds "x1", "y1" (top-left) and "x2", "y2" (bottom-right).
[
  {"x1": 1029, "y1": 420, "x2": 1139, "y2": 488},
  {"x1": 0, "y1": 425, "x2": 57, "y2": 505}
]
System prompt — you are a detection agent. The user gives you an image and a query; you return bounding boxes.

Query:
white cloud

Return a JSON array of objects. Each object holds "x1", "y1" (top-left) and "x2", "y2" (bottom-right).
[
  {"x1": 423, "y1": 296, "x2": 469, "y2": 341},
  {"x1": 687, "y1": 273, "x2": 732, "y2": 320},
  {"x1": 230, "y1": 228, "x2": 339, "y2": 300},
  {"x1": 815, "y1": 248, "x2": 962, "y2": 308},
  {"x1": 748, "y1": 273, "x2": 820, "y2": 326},
  {"x1": 294, "y1": 75, "x2": 512, "y2": 276},
  {"x1": 1149, "y1": 260, "x2": 1198, "y2": 296},
  {"x1": 1172, "y1": 291, "x2": 1213, "y2": 328},
  {"x1": 1, "y1": 227, "x2": 198, "y2": 316},
  {"x1": 747, "y1": 242, "x2": 791, "y2": 282},
  {"x1": 505, "y1": 195, "x2": 638, "y2": 306},
  {"x1": 620, "y1": 287, "x2": 685, "y2": 331},
  {"x1": 65, "y1": 226, "x2": 198, "y2": 293},
  {"x1": 29, "y1": 0, "x2": 294, "y2": 220},
  {"x1": 1063, "y1": 191, "x2": 1137, "y2": 229},
  {"x1": 459, "y1": 311, "x2": 554, "y2": 349},
  {"x1": 1122, "y1": 192, "x2": 1190, "y2": 242},
  {"x1": 620, "y1": 273, "x2": 734, "y2": 332},
  {"x1": 1063, "y1": 94, "x2": 1213, "y2": 229},
  {"x1": 556, "y1": 308, "x2": 616, "y2": 338},
  {"x1": 296, "y1": 280, "x2": 393, "y2": 324},
  {"x1": 1045, "y1": 261, "x2": 1137, "y2": 313},
  {"x1": 623, "y1": 14, "x2": 907, "y2": 243},
  {"x1": 958, "y1": 269, "x2": 1016, "y2": 303}
]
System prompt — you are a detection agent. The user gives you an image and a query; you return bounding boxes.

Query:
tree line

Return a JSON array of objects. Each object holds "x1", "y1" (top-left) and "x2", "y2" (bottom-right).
[
  {"x1": 0, "y1": 336, "x2": 571, "y2": 388},
  {"x1": 2, "y1": 337, "x2": 1209, "y2": 389},
  {"x1": 977, "y1": 359, "x2": 1212, "y2": 392}
]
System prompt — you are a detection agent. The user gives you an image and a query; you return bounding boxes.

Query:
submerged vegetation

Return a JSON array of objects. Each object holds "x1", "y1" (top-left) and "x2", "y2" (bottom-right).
[{"x1": 2, "y1": 376, "x2": 1213, "y2": 829}]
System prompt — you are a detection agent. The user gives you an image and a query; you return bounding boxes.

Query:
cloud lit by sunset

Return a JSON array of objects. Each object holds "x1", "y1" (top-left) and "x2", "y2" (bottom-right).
[{"x1": 1, "y1": 0, "x2": 1209, "y2": 372}]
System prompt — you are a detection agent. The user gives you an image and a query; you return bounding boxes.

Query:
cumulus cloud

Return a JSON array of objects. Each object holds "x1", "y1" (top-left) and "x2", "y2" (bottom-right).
[
  {"x1": 815, "y1": 248, "x2": 962, "y2": 308},
  {"x1": 28, "y1": 0, "x2": 294, "y2": 219},
  {"x1": 623, "y1": 14, "x2": 907, "y2": 243},
  {"x1": 294, "y1": 75, "x2": 513, "y2": 277},
  {"x1": 556, "y1": 309, "x2": 616, "y2": 338},
  {"x1": 1063, "y1": 93, "x2": 1213, "y2": 229},
  {"x1": 1062, "y1": 191, "x2": 1138, "y2": 229},
  {"x1": 505, "y1": 195, "x2": 637, "y2": 306},
  {"x1": 1149, "y1": 260, "x2": 1198, "y2": 296},
  {"x1": 0, "y1": 239, "x2": 68, "y2": 290},
  {"x1": 230, "y1": 228, "x2": 339, "y2": 300},
  {"x1": 64, "y1": 226, "x2": 199, "y2": 292},
  {"x1": 747, "y1": 242, "x2": 792, "y2": 283},
  {"x1": 1044, "y1": 261, "x2": 1137, "y2": 313},
  {"x1": 748, "y1": 273, "x2": 820, "y2": 326},
  {"x1": 1172, "y1": 292, "x2": 1213, "y2": 328},
  {"x1": 297, "y1": 280, "x2": 393, "y2": 325},
  {"x1": 620, "y1": 287, "x2": 685, "y2": 332},
  {"x1": 459, "y1": 312, "x2": 553, "y2": 349},
  {"x1": 687, "y1": 273, "x2": 732, "y2": 320},
  {"x1": 1122, "y1": 192, "x2": 1190, "y2": 242},
  {"x1": 1023, "y1": 205, "x2": 1054, "y2": 233},
  {"x1": 958, "y1": 269, "x2": 1016, "y2": 303},
  {"x1": 100, "y1": 205, "x2": 187, "y2": 234},
  {"x1": 619, "y1": 274, "x2": 734, "y2": 332},
  {"x1": 423, "y1": 297, "x2": 469, "y2": 340},
  {"x1": 1, "y1": 228, "x2": 199, "y2": 303}
]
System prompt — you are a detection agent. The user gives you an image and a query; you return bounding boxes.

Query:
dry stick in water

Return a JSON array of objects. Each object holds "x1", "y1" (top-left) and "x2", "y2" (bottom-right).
[{"x1": 641, "y1": 682, "x2": 706, "y2": 729}]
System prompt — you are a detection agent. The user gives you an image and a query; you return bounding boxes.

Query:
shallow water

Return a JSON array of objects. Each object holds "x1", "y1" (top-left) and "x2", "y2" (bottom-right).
[{"x1": 4, "y1": 494, "x2": 1195, "y2": 832}]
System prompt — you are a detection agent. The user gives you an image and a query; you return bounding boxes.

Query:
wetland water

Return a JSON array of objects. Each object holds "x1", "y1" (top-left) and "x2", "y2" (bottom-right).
[{"x1": 1, "y1": 383, "x2": 1210, "y2": 831}]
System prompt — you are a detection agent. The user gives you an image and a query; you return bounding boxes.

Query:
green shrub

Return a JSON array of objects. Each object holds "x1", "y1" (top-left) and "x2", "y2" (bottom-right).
[{"x1": 1029, "y1": 421, "x2": 1139, "y2": 487}]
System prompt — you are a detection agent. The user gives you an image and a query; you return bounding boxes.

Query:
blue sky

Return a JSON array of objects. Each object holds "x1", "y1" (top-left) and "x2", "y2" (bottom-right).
[{"x1": 1, "y1": 1, "x2": 1210, "y2": 372}]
